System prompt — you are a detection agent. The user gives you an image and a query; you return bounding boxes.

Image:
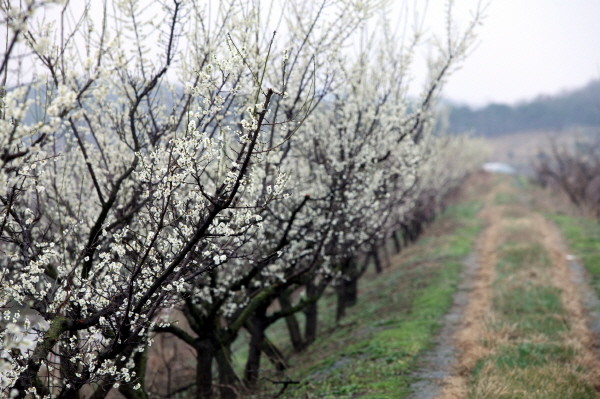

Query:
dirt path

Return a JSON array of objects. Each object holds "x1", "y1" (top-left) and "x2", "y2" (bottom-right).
[
  {"x1": 407, "y1": 253, "x2": 479, "y2": 399},
  {"x1": 410, "y1": 176, "x2": 600, "y2": 399}
]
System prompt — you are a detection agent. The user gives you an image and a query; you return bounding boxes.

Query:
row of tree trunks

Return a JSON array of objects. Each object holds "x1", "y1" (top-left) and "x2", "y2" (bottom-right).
[
  {"x1": 191, "y1": 220, "x2": 437, "y2": 398},
  {"x1": 185, "y1": 213, "x2": 442, "y2": 398},
  {"x1": 335, "y1": 216, "x2": 438, "y2": 322}
]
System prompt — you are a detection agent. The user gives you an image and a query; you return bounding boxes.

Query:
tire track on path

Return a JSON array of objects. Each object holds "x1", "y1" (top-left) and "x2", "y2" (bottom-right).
[
  {"x1": 409, "y1": 186, "x2": 502, "y2": 399},
  {"x1": 536, "y1": 213, "x2": 600, "y2": 387}
]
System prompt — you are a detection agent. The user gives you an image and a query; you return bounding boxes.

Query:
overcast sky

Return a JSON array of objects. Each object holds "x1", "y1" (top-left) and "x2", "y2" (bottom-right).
[
  {"x1": 422, "y1": 0, "x2": 600, "y2": 107},
  {"x1": 23, "y1": 0, "x2": 600, "y2": 108}
]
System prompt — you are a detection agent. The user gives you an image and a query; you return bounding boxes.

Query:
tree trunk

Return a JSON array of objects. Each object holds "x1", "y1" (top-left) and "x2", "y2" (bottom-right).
[
  {"x1": 303, "y1": 283, "x2": 318, "y2": 345},
  {"x1": 336, "y1": 258, "x2": 359, "y2": 321},
  {"x1": 392, "y1": 231, "x2": 402, "y2": 253},
  {"x1": 261, "y1": 335, "x2": 288, "y2": 371},
  {"x1": 11, "y1": 317, "x2": 70, "y2": 398},
  {"x1": 119, "y1": 384, "x2": 149, "y2": 399},
  {"x1": 196, "y1": 339, "x2": 214, "y2": 399},
  {"x1": 336, "y1": 282, "x2": 352, "y2": 321},
  {"x1": 279, "y1": 290, "x2": 305, "y2": 351},
  {"x1": 215, "y1": 342, "x2": 240, "y2": 399},
  {"x1": 87, "y1": 384, "x2": 111, "y2": 399},
  {"x1": 370, "y1": 245, "x2": 383, "y2": 274},
  {"x1": 401, "y1": 223, "x2": 415, "y2": 244},
  {"x1": 382, "y1": 242, "x2": 392, "y2": 267},
  {"x1": 57, "y1": 385, "x2": 80, "y2": 399},
  {"x1": 345, "y1": 276, "x2": 358, "y2": 308},
  {"x1": 244, "y1": 312, "x2": 267, "y2": 388},
  {"x1": 335, "y1": 283, "x2": 346, "y2": 321}
]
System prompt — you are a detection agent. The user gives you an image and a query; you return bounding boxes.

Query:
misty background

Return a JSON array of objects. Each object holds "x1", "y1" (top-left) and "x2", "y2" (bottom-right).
[{"x1": 423, "y1": 0, "x2": 600, "y2": 173}]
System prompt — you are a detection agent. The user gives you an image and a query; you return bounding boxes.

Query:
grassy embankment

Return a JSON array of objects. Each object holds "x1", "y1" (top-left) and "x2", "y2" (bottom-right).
[{"x1": 254, "y1": 183, "x2": 486, "y2": 398}]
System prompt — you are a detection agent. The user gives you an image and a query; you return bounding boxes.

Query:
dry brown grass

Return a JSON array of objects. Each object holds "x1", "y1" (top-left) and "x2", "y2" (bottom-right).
[
  {"x1": 469, "y1": 363, "x2": 595, "y2": 399},
  {"x1": 436, "y1": 181, "x2": 504, "y2": 399}
]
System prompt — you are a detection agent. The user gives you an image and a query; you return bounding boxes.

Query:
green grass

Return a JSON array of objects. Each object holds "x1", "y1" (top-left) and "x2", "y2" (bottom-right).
[
  {"x1": 262, "y1": 201, "x2": 484, "y2": 398},
  {"x1": 512, "y1": 174, "x2": 531, "y2": 189},
  {"x1": 492, "y1": 342, "x2": 576, "y2": 369},
  {"x1": 491, "y1": 239, "x2": 566, "y2": 338},
  {"x1": 495, "y1": 242, "x2": 549, "y2": 275},
  {"x1": 549, "y1": 213, "x2": 600, "y2": 295},
  {"x1": 493, "y1": 285, "x2": 568, "y2": 338},
  {"x1": 494, "y1": 191, "x2": 519, "y2": 205},
  {"x1": 248, "y1": 176, "x2": 600, "y2": 399}
]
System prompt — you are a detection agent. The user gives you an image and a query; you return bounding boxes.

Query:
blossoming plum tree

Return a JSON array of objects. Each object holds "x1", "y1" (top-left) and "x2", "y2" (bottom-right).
[
  {"x1": 152, "y1": 2, "x2": 376, "y2": 397},
  {"x1": 1, "y1": 0, "x2": 487, "y2": 398},
  {"x1": 0, "y1": 0, "x2": 308, "y2": 397},
  {"x1": 158, "y1": 5, "x2": 485, "y2": 398}
]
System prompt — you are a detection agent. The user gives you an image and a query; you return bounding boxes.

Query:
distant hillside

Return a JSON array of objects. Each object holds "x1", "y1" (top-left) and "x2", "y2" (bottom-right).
[{"x1": 445, "y1": 80, "x2": 600, "y2": 137}]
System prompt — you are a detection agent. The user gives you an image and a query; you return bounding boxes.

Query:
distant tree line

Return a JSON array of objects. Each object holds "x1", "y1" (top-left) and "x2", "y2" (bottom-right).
[{"x1": 446, "y1": 80, "x2": 600, "y2": 136}]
